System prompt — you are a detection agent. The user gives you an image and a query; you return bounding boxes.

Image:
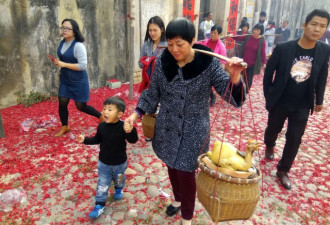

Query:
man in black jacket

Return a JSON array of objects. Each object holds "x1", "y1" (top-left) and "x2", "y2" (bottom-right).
[{"x1": 263, "y1": 9, "x2": 330, "y2": 190}]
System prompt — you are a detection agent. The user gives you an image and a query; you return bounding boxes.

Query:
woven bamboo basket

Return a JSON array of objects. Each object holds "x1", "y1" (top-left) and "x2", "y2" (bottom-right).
[
  {"x1": 196, "y1": 154, "x2": 261, "y2": 222},
  {"x1": 142, "y1": 114, "x2": 157, "y2": 138}
]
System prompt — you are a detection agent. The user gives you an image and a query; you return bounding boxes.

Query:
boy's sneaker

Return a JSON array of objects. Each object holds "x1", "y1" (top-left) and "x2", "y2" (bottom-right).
[
  {"x1": 114, "y1": 188, "x2": 123, "y2": 200},
  {"x1": 89, "y1": 205, "x2": 105, "y2": 219}
]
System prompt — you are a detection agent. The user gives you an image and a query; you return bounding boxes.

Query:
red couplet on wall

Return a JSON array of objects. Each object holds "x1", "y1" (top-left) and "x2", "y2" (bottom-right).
[
  {"x1": 182, "y1": 0, "x2": 195, "y2": 22},
  {"x1": 226, "y1": 0, "x2": 239, "y2": 49}
]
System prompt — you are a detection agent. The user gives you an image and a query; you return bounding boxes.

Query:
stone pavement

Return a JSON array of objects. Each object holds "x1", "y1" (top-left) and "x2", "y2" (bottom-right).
[{"x1": 0, "y1": 75, "x2": 329, "y2": 225}]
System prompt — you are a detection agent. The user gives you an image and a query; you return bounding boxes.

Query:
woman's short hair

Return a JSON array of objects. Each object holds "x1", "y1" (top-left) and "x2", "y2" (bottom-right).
[
  {"x1": 166, "y1": 18, "x2": 195, "y2": 44},
  {"x1": 62, "y1": 19, "x2": 85, "y2": 42},
  {"x1": 252, "y1": 23, "x2": 265, "y2": 35},
  {"x1": 239, "y1": 22, "x2": 250, "y2": 30},
  {"x1": 144, "y1": 16, "x2": 166, "y2": 42},
  {"x1": 211, "y1": 25, "x2": 222, "y2": 35}
]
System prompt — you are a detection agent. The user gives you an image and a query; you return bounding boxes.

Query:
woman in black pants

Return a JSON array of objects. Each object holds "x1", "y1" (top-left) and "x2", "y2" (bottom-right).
[{"x1": 51, "y1": 19, "x2": 103, "y2": 137}]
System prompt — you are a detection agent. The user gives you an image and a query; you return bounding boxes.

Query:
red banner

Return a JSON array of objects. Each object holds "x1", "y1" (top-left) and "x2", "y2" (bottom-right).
[
  {"x1": 226, "y1": 0, "x2": 239, "y2": 49},
  {"x1": 182, "y1": 0, "x2": 195, "y2": 22}
]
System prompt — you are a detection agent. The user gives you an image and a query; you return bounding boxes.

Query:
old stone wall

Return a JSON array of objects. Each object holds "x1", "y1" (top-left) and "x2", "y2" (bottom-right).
[
  {"x1": 0, "y1": 0, "x2": 200, "y2": 108},
  {"x1": 0, "y1": 0, "x2": 129, "y2": 108},
  {"x1": 250, "y1": 0, "x2": 330, "y2": 39},
  {"x1": 2, "y1": 0, "x2": 327, "y2": 108},
  {"x1": 131, "y1": 0, "x2": 200, "y2": 82}
]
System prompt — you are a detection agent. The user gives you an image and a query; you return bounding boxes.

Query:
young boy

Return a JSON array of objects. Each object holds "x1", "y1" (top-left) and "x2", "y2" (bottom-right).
[{"x1": 77, "y1": 97, "x2": 138, "y2": 219}]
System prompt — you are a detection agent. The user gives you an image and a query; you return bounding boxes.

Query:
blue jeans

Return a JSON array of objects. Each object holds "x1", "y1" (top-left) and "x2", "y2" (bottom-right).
[{"x1": 95, "y1": 160, "x2": 127, "y2": 205}]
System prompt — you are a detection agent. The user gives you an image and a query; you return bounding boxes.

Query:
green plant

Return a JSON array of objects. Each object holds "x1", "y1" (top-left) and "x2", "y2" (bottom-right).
[{"x1": 15, "y1": 90, "x2": 56, "y2": 107}]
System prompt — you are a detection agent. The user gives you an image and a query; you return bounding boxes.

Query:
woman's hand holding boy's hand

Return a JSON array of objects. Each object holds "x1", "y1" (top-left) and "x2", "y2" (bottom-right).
[
  {"x1": 124, "y1": 112, "x2": 139, "y2": 132},
  {"x1": 77, "y1": 135, "x2": 85, "y2": 143},
  {"x1": 124, "y1": 121, "x2": 133, "y2": 133},
  {"x1": 225, "y1": 57, "x2": 244, "y2": 84}
]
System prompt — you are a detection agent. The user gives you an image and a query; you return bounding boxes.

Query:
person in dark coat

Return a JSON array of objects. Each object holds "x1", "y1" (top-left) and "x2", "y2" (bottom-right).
[
  {"x1": 274, "y1": 20, "x2": 291, "y2": 44},
  {"x1": 263, "y1": 9, "x2": 330, "y2": 190},
  {"x1": 125, "y1": 18, "x2": 246, "y2": 225},
  {"x1": 51, "y1": 19, "x2": 103, "y2": 137}
]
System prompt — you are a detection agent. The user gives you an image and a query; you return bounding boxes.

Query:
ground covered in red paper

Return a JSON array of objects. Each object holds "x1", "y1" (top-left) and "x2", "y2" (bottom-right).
[{"x1": 0, "y1": 75, "x2": 329, "y2": 225}]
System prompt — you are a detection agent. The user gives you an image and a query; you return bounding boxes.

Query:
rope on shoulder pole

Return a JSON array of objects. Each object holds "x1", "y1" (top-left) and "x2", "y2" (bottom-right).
[
  {"x1": 193, "y1": 48, "x2": 248, "y2": 68},
  {"x1": 221, "y1": 34, "x2": 281, "y2": 39}
]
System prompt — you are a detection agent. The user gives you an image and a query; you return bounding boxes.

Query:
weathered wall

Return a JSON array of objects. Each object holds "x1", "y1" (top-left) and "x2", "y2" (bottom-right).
[
  {"x1": 0, "y1": 0, "x2": 196, "y2": 108},
  {"x1": 210, "y1": 0, "x2": 230, "y2": 33},
  {"x1": 251, "y1": 0, "x2": 330, "y2": 39},
  {"x1": 131, "y1": 0, "x2": 200, "y2": 82},
  {"x1": 131, "y1": 0, "x2": 175, "y2": 71},
  {"x1": 0, "y1": 0, "x2": 129, "y2": 108}
]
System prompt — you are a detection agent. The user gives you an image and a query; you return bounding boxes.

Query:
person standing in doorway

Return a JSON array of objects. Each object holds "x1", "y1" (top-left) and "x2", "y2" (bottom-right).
[
  {"x1": 52, "y1": 19, "x2": 103, "y2": 137},
  {"x1": 263, "y1": 9, "x2": 330, "y2": 190},
  {"x1": 199, "y1": 12, "x2": 214, "y2": 39}
]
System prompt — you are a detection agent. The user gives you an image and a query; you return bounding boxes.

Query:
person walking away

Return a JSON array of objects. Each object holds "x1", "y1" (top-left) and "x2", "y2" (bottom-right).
[
  {"x1": 51, "y1": 19, "x2": 103, "y2": 137},
  {"x1": 77, "y1": 97, "x2": 138, "y2": 219},
  {"x1": 263, "y1": 9, "x2": 330, "y2": 190},
  {"x1": 125, "y1": 18, "x2": 246, "y2": 225},
  {"x1": 196, "y1": 25, "x2": 227, "y2": 105}
]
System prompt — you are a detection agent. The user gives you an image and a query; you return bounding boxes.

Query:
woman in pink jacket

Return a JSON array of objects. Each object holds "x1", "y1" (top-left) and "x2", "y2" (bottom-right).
[{"x1": 196, "y1": 25, "x2": 227, "y2": 105}]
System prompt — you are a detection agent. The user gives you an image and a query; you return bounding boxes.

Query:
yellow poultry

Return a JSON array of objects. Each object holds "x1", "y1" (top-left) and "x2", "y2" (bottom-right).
[{"x1": 206, "y1": 139, "x2": 261, "y2": 171}]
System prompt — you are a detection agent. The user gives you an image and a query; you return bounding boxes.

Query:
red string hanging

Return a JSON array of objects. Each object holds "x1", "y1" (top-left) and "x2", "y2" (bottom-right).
[{"x1": 198, "y1": 65, "x2": 264, "y2": 198}]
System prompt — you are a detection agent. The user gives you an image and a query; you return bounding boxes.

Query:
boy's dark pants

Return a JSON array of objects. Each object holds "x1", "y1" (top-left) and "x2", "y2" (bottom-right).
[
  {"x1": 167, "y1": 166, "x2": 196, "y2": 220},
  {"x1": 264, "y1": 105, "x2": 309, "y2": 172}
]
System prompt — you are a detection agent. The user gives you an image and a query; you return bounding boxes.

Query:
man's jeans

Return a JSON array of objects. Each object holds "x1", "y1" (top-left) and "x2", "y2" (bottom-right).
[{"x1": 95, "y1": 160, "x2": 127, "y2": 205}]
